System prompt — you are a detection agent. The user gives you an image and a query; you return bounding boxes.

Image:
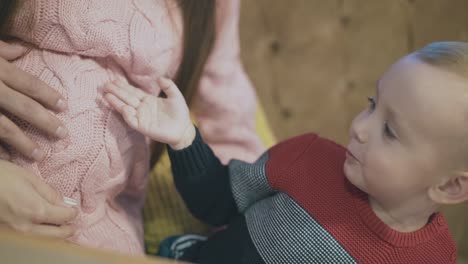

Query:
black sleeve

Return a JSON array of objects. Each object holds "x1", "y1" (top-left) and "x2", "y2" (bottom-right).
[{"x1": 167, "y1": 127, "x2": 239, "y2": 226}]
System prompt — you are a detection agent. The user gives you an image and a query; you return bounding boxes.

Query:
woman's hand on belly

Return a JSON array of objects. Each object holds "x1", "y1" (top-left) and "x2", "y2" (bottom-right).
[
  {"x1": 0, "y1": 40, "x2": 69, "y2": 161},
  {"x1": 0, "y1": 160, "x2": 78, "y2": 239}
]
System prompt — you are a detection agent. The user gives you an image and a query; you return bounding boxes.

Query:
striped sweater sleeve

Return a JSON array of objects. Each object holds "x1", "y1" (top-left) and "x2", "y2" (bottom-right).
[
  {"x1": 229, "y1": 133, "x2": 318, "y2": 212},
  {"x1": 168, "y1": 128, "x2": 319, "y2": 225},
  {"x1": 168, "y1": 128, "x2": 238, "y2": 226},
  {"x1": 168, "y1": 127, "x2": 277, "y2": 225}
]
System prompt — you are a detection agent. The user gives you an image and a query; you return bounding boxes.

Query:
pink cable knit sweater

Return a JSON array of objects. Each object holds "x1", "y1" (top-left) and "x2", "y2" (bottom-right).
[{"x1": 7, "y1": 0, "x2": 264, "y2": 255}]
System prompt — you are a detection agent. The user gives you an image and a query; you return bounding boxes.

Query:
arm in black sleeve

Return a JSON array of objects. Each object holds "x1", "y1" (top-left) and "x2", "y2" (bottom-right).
[{"x1": 167, "y1": 127, "x2": 238, "y2": 226}]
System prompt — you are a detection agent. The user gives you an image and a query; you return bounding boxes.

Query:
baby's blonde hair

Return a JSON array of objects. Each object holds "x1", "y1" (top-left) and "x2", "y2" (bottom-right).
[
  {"x1": 416, "y1": 42, "x2": 468, "y2": 170},
  {"x1": 415, "y1": 41, "x2": 468, "y2": 78}
]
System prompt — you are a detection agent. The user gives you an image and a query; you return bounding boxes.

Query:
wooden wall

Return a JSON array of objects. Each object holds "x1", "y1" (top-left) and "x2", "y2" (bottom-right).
[
  {"x1": 239, "y1": 0, "x2": 468, "y2": 261},
  {"x1": 240, "y1": 0, "x2": 468, "y2": 143}
]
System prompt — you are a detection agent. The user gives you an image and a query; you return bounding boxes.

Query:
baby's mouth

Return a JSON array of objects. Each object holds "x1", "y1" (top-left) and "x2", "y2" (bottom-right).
[{"x1": 346, "y1": 149, "x2": 361, "y2": 163}]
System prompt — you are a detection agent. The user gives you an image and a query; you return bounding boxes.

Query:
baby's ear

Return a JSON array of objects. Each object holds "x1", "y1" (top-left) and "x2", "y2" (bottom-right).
[{"x1": 428, "y1": 172, "x2": 468, "y2": 205}]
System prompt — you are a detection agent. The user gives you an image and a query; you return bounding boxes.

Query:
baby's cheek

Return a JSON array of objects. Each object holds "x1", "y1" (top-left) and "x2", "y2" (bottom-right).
[{"x1": 363, "y1": 149, "x2": 394, "y2": 183}]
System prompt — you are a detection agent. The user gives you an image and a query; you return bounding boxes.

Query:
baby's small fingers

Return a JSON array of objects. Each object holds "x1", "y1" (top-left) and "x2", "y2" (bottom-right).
[
  {"x1": 122, "y1": 105, "x2": 137, "y2": 117},
  {"x1": 105, "y1": 83, "x2": 140, "y2": 108},
  {"x1": 105, "y1": 94, "x2": 140, "y2": 129},
  {"x1": 122, "y1": 106, "x2": 139, "y2": 129},
  {"x1": 114, "y1": 80, "x2": 147, "y2": 100},
  {"x1": 157, "y1": 77, "x2": 183, "y2": 99},
  {"x1": 104, "y1": 93, "x2": 127, "y2": 113}
]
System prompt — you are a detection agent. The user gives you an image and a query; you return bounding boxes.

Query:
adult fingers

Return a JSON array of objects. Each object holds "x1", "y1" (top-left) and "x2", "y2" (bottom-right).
[
  {"x1": 27, "y1": 174, "x2": 67, "y2": 207},
  {"x1": 26, "y1": 176, "x2": 78, "y2": 225},
  {"x1": 0, "y1": 113, "x2": 45, "y2": 161},
  {"x1": 0, "y1": 57, "x2": 67, "y2": 112},
  {"x1": 40, "y1": 203, "x2": 78, "y2": 226},
  {"x1": 0, "y1": 41, "x2": 27, "y2": 61},
  {"x1": 0, "y1": 82, "x2": 68, "y2": 139},
  {"x1": 0, "y1": 144, "x2": 11, "y2": 160},
  {"x1": 28, "y1": 224, "x2": 76, "y2": 239}
]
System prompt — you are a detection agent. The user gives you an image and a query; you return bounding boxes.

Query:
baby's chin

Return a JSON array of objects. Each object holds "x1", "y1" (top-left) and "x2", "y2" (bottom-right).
[{"x1": 343, "y1": 160, "x2": 368, "y2": 193}]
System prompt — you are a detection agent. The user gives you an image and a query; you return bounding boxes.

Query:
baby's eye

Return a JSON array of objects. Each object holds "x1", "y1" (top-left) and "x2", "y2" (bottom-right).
[
  {"x1": 367, "y1": 97, "x2": 376, "y2": 111},
  {"x1": 383, "y1": 122, "x2": 396, "y2": 139}
]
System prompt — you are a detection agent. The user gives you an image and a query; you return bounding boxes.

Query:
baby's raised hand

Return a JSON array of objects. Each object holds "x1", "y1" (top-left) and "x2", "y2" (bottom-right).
[{"x1": 104, "y1": 78, "x2": 195, "y2": 150}]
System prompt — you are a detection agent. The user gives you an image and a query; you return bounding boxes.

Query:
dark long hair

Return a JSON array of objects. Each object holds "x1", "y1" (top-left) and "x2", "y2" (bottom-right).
[
  {"x1": 0, "y1": 0, "x2": 216, "y2": 164},
  {"x1": 175, "y1": 0, "x2": 216, "y2": 104},
  {"x1": 152, "y1": 0, "x2": 216, "y2": 164},
  {"x1": 0, "y1": 0, "x2": 17, "y2": 36}
]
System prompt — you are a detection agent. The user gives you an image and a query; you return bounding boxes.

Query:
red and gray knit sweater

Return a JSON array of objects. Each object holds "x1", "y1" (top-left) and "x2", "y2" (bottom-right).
[{"x1": 168, "y1": 129, "x2": 457, "y2": 264}]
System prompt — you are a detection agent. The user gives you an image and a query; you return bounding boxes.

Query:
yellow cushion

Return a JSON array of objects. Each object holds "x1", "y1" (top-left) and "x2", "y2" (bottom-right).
[{"x1": 143, "y1": 102, "x2": 276, "y2": 254}]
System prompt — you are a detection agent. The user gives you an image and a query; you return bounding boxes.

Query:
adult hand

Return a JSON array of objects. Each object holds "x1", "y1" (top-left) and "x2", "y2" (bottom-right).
[
  {"x1": 0, "y1": 160, "x2": 78, "y2": 239},
  {"x1": 0, "y1": 40, "x2": 68, "y2": 161}
]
